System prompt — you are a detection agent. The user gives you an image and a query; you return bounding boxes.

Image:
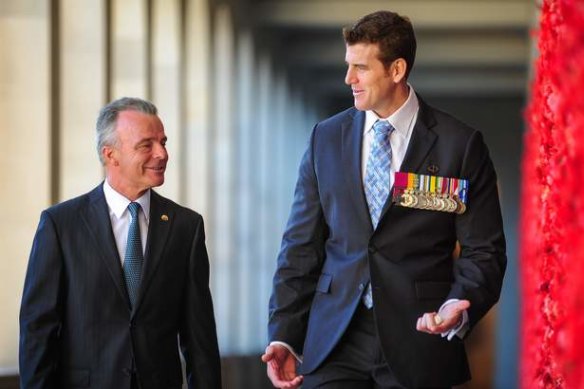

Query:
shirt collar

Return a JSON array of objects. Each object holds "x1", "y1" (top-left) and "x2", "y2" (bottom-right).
[
  {"x1": 103, "y1": 180, "x2": 151, "y2": 222},
  {"x1": 364, "y1": 84, "x2": 419, "y2": 138}
]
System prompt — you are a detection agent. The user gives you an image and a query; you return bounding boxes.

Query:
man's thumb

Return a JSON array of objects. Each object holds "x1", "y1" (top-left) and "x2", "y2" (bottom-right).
[{"x1": 456, "y1": 299, "x2": 471, "y2": 312}]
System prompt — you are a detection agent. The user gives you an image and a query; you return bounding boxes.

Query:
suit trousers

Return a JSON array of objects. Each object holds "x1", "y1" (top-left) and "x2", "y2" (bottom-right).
[
  {"x1": 301, "y1": 304, "x2": 452, "y2": 389},
  {"x1": 301, "y1": 303, "x2": 405, "y2": 389},
  {"x1": 132, "y1": 373, "x2": 140, "y2": 389}
]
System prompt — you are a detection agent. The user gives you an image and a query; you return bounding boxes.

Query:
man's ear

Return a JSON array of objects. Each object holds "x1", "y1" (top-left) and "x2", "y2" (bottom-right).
[
  {"x1": 102, "y1": 145, "x2": 119, "y2": 167},
  {"x1": 388, "y1": 58, "x2": 407, "y2": 83}
]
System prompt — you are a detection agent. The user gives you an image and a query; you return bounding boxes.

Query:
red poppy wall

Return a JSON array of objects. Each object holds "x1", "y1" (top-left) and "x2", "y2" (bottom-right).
[{"x1": 522, "y1": 0, "x2": 584, "y2": 387}]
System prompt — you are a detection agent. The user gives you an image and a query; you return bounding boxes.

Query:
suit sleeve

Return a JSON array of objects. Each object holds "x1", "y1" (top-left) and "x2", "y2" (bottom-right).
[
  {"x1": 268, "y1": 126, "x2": 328, "y2": 354},
  {"x1": 449, "y1": 130, "x2": 507, "y2": 329},
  {"x1": 19, "y1": 211, "x2": 64, "y2": 389},
  {"x1": 179, "y1": 216, "x2": 222, "y2": 389}
]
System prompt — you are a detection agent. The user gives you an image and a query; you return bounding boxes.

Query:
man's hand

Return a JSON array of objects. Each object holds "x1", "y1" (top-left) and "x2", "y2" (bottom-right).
[
  {"x1": 416, "y1": 299, "x2": 471, "y2": 334},
  {"x1": 261, "y1": 344, "x2": 303, "y2": 389}
]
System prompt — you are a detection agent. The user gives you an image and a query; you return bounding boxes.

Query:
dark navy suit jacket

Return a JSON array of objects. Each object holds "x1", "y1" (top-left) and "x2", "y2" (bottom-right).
[
  {"x1": 20, "y1": 185, "x2": 221, "y2": 389},
  {"x1": 268, "y1": 98, "x2": 506, "y2": 387}
]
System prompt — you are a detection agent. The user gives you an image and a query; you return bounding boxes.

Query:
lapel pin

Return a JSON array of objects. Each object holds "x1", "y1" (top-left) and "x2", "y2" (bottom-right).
[
  {"x1": 427, "y1": 164, "x2": 439, "y2": 174},
  {"x1": 161, "y1": 214, "x2": 169, "y2": 221}
]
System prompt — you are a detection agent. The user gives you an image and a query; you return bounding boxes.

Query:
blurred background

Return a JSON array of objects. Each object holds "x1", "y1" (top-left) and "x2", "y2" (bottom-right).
[{"x1": 0, "y1": 0, "x2": 533, "y2": 388}]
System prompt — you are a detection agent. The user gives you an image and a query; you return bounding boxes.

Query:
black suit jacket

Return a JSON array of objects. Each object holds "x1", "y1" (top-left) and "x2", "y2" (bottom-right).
[
  {"x1": 20, "y1": 184, "x2": 222, "y2": 389},
  {"x1": 268, "y1": 98, "x2": 507, "y2": 387}
]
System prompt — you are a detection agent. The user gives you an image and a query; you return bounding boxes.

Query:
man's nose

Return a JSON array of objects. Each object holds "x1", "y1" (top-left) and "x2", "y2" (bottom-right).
[
  {"x1": 345, "y1": 68, "x2": 355, "y2": 85},
  {"x1": 153, "y1": 143, "x2": 168, "y2": 160}
]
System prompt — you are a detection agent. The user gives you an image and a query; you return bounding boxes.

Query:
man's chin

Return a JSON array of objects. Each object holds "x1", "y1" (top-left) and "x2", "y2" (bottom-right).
[
  {"x1": 148, "y1": 176, "x2": 165, "y2": 188},
  {"x1": 353, "y1": 100, "x2": 368, "y2": 111}
]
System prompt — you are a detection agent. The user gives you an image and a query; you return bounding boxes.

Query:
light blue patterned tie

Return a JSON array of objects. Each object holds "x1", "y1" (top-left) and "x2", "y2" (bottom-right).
[
  {"x1": 123, "y1": 202, "x2": 143, "y2": 308},
  {"x1": 363, "y1": 120, "x2": 394, "y2": 308},
  {"x1": 365, "y1": 120, "x2": 394, "y2": 228}
]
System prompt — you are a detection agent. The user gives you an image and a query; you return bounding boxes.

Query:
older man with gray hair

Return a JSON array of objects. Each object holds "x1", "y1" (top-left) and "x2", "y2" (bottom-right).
[{"x1": 20, "y1": 97, "x2": 221, "y2": 389}]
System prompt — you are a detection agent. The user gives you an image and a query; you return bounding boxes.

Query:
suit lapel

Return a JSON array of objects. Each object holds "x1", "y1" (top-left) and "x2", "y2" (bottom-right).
[
  {"x1": 399, "y1": 98, "x2": 438, "y2": 174},
  {"x1": 82, "y1": 185, "x2": 131, "y2": 309},
  {"x1": 378, "y1": 98, "x2": 438, "y2": 223},
  {"x1": 133, "y1": 191, "x2": 172, "y2": 315},
  {"x1": 341, "y1": 109, "x2": 374, "y2": 230}
]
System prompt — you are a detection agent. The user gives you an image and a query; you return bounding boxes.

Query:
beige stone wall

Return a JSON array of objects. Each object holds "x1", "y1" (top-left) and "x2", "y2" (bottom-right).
[
  {"x1": 0, "y1": 0, "x2": 310, "y2": 373},
  {"x1": 59, "y1": 0, "x2": 106, "y2": 198},
  {"x1": 0, "y1": 0, "x2": 50, "y2": 373}
]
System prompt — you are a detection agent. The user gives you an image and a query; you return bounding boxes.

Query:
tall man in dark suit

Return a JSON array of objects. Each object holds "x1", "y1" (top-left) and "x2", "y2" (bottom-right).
[
  {"x1": 19, "y1": 97, "x2": 222, "y2": 389},
  {"x1": 262, "y1": 11, "x2": 506, "y2": 388}
]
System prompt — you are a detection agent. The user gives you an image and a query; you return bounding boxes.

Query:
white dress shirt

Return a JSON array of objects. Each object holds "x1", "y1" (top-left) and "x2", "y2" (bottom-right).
[
  {"x1": 361, "y1": 84, "x2": 419, "y2": 187},
  {"x1": 103, "y1": 180, "x2": 150, "y2": 263}
]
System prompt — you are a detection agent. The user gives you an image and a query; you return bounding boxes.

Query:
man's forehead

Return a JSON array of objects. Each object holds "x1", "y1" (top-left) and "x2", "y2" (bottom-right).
[
  {"x1": 117, "y1": 110, "x2": 160, "y2": 125},
  {"x1": 345, "y1": 43, "x2": 381, "y2": 61},
  {"x1": 116, "y1": 111, "x2": 165, "y2": 136}
]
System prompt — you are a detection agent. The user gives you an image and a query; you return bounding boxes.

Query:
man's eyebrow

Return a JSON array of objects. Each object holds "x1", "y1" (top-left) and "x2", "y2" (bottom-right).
[{"x1": 137, "y1": 136, "x2": 167, "y2": 144}]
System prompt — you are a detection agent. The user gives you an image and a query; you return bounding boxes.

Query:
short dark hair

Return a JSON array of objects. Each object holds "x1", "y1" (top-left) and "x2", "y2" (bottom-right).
[
  {"x1": 343, "y1": 10, "x2": 417, "y2": 78},
  {"x1": 95, "y1": 97, "x2": 158, "y2": 165}
]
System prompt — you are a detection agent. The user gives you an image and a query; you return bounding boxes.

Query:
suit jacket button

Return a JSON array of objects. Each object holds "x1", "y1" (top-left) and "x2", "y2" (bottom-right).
[
  {"x1": 122, "y1": 368, "x2": 132, "y2": 377},
  {"x1": 359, "y1": 283, "x2": 365, "y2": 291},
  {"x1": 368, "y1": 245, "x2": 377, "y2": 254}
]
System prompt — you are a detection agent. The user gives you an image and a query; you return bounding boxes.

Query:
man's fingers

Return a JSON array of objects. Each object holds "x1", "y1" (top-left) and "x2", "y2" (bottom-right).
[
  {"x1": 266, "y1": 362, "x2": 302, "y2": 389},
  {"x1": 288, "y1": 376, "x2": 304, "y2": 388},
  {"x1": 415, "y1": 312, "x2": 443, "y2": 333},
  {"x1": 417, "y1": 301, "x2": 471, "y2": 334},
  {"x1": 264, "y1": 345, "x2": 302, "y2": 388},
  {"x1": 261, "y1": 347, "x2": 274, "y2": 363},
  {"x1": 266, "y1": 361, "x2": 284, "y2": 385},
  {"x1": 424, "y1": 312, "x2": 439, "y2": 330},
  {"x1": 277, "y1": 376, "x2": 303, "y2": 389},
  {"x1": 262, "y1": 344, "x2": 289, "y2": 363},
  {"x1": 416, "y1": 314, "x2": 435, "y2": 331}
]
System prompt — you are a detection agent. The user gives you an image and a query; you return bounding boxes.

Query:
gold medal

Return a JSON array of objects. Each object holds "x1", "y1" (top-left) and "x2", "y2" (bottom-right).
[
  {"x1": 418, "y1": 193, "x2": 430, "y2": 210},
  {"x1": 393, "y1": 172, "x2": 469, "y2": 213},
  {"x1": 445, "y1": 196, "x2": 458, "y2": 213},
  {"x1": 435, "y1": 195, "x2": 446, "y2": 212},
  {"x1": 400, "y1": 191, "x2": 413, "y2": 207},
  {"x1": 454, "y1": 196, "x2": 467, "y2": 214},
  {"x1": 430, "y1": 194, "x2": 441, "y2": 211},
  {"x1": 410, "y1": 190, "x2": 419, "y2": 207}
]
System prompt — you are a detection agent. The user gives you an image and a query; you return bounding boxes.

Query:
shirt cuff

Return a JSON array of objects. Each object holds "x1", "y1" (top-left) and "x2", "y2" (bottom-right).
[
  {"x1": 439, "y1": 299, "x2": 469, "y2": 341},
  {"x1": 269, "y1": 341, "x2": 303, "y2": 363}
]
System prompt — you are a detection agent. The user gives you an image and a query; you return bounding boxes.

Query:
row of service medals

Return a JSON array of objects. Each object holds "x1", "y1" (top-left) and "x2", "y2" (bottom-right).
[{"x1": 392, "y1": 172, "x2": 468, "y2": 214}]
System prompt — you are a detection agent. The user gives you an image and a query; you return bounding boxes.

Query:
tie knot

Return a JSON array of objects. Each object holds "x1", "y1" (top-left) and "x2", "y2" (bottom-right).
[
  {"x1": 372, "y1": 120, "x2": 393, "y2": 136},
  {"x1": 128, "y1": 202, "x2": 141, "y2": 219}
]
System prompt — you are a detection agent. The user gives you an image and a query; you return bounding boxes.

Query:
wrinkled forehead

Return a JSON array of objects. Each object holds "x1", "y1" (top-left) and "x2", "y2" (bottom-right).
[{"x1": 116, "y1": 110, "x2": 165, "y2": 139}]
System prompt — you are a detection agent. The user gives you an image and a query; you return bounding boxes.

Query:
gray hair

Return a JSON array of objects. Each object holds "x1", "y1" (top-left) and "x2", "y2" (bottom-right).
[{"x1": 96, "y1": 97, "x2": 158, "y2": 164}]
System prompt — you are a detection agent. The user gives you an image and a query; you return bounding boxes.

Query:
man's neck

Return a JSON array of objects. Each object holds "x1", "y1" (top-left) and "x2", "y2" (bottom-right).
[{"x1": 105, "y1": 177, "x2": 147, "y2": 201}]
